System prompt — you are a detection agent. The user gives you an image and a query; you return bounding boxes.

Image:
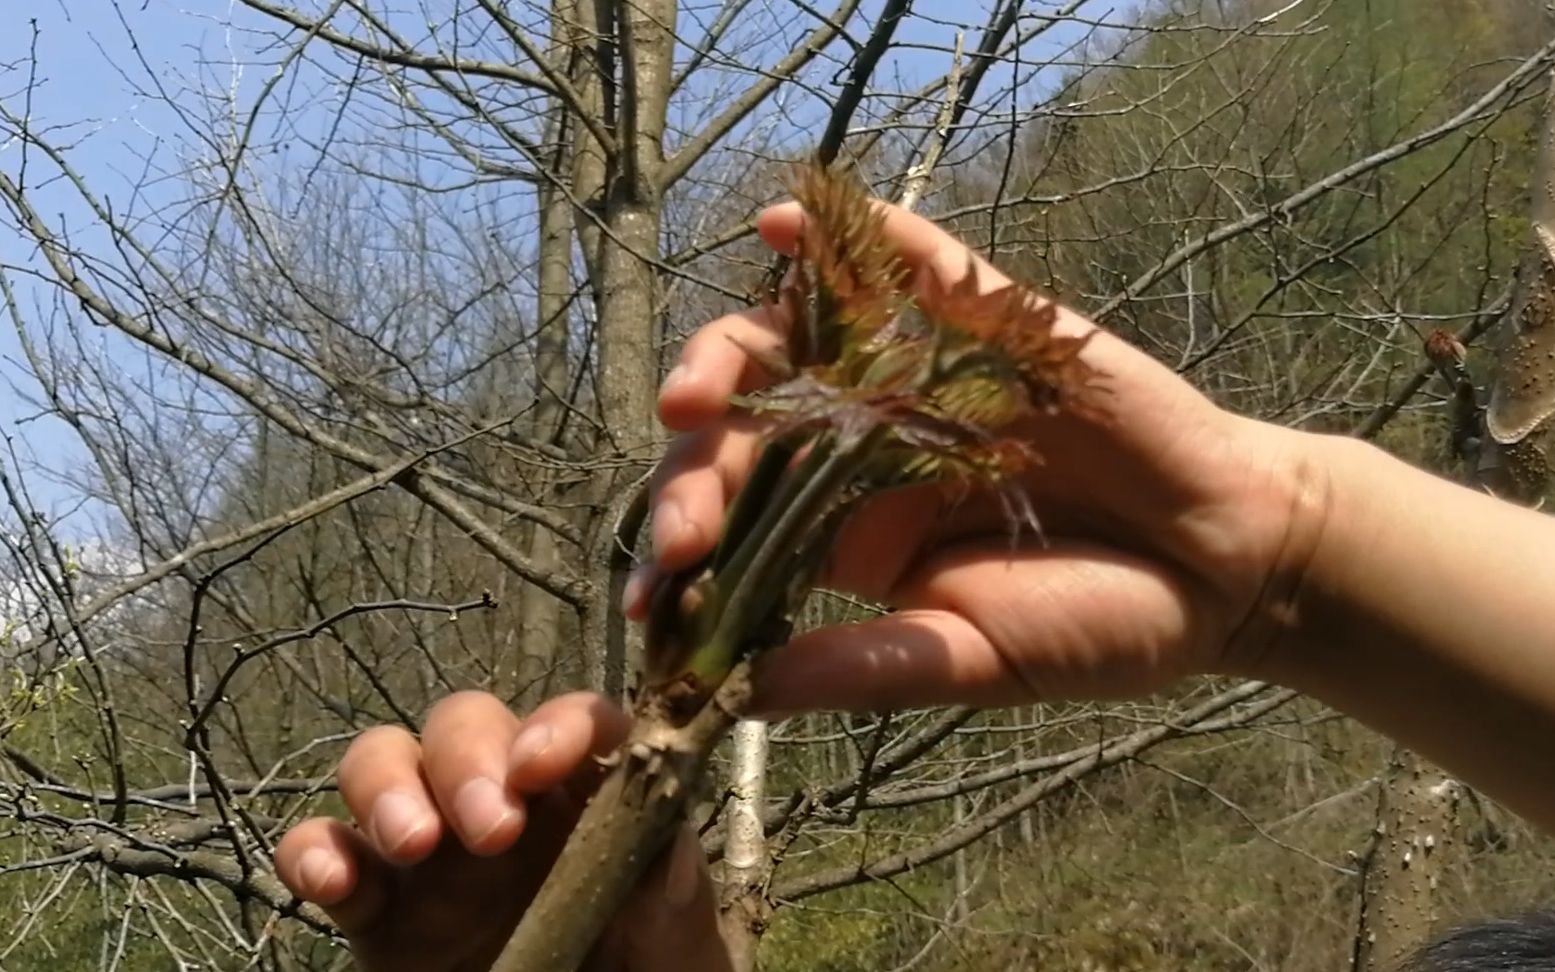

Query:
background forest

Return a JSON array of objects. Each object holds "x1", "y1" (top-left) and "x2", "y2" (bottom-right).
[{"x1": 1, "y1": 0, "x2": 1553, "y2": 969}]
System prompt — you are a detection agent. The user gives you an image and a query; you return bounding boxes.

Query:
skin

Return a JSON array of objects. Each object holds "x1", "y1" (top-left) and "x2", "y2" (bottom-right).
[
  {"x1": 272, "y1": 691, "x2": 731, "y2": 972},
  {"x1": 277, "y1": 199, "x2": 1555, "y2": 970}
]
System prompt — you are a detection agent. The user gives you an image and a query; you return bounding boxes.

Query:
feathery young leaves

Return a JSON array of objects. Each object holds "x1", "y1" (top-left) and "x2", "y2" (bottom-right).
[
  {"x1": 752, "y1": 165, "x2": 1099, "y2": 498},
  {"x1": 644, "y1": 165, "x2": 1101, "y2": 691}
]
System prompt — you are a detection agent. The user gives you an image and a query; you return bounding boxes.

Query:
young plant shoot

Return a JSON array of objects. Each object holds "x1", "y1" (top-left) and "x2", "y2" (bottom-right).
[{"x1": 490, "y1": 165, "x2": 1102, "y2": 972}]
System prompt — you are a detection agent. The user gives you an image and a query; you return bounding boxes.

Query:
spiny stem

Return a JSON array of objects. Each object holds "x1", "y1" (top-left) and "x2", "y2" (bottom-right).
[{"x1": 487, "y1": 666, "x2": 753, "y2": 972}]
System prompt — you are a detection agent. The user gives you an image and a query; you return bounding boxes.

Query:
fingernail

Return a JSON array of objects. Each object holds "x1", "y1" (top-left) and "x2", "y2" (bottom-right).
[
  {"x1": 509, "y1": 724, "x2": 554, "y2": 772},
  {"x1": 653, "y1": 500, "x2": 685, "y2": 555},
  {"x1": 662, "y1": 363, "x2": 692, "y2": 392},
  {"x1": 454, "y1": 777, "x2": 520, "y2": 846},
  {"x1": 622, "y1": 565, "x2": 651, "y2": 616},
  {"x1": 297, "y1": 847, "x2": 346, "y2": 901},
  {"x1": 369, "y1": 791, "x2": 434, "y2": 857},
  {"x1": 664, "y1": 830, "x2": 701, "y2": 910}
]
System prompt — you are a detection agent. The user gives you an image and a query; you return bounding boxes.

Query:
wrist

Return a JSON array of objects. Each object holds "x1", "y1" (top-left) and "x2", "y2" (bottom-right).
[
  {"x1": 1214, "y1": 421, "x2": 1359, "y2": 685},
  {"x1": 1219, "y1": 426, "x2": 1480, "y2": 692},
  {"x1": 1204, "y1": 422, "x2": 1555, "y2": 830}
]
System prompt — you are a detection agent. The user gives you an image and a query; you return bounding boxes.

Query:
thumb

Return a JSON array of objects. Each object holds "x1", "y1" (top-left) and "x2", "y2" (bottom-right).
[{"x1": 603, "y1": 826, "x2": 733, "y2": 972}]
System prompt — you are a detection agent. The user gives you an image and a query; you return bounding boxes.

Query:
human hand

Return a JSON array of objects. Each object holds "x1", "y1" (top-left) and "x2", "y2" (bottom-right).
[
  {"x1": 629, "y1": 199, "x2": 1333, "y2": 713},
  {"x1": 275, "y1": 692, "x2": 732, "y2": 972}
]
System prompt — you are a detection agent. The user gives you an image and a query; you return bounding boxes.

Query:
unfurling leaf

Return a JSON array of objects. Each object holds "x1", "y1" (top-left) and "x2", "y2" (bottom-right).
[
  {"x1": 783, "y1": 166, "x2": 913, "y2": 366},
  {"x1": 651, "y1": 165, "x2": 1104, "y2": 687},
  {"x1": 916, "y1": 266, "x2": 1099, "y2": 415},
  {"x1": 743, "y1": 166, "x2": 1099, "y2": 518}
]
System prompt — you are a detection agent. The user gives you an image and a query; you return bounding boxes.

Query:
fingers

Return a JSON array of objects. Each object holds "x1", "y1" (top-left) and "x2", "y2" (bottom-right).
[
  {"x1": 638, "y1": 419, "x2": 766, "y2": 587},
  {"x1": 275, "y1": 817, "x2": 388, "y2": 934},
  {"x1": 333, "y1": 691, "x2": 633, "y2": 868},
  {"x1": 750, "y1": 540, "x2": 1206, "y2": 717},
  {"x1": 506, "y1": 691, "x2": 631, "y2": 800},
  {"x1": 282, "y1": 692, "x2": 640, "y2": 968},
  {"x1": 659, "y1": 305, "x2": 790, "y2": 432},
  {"x1": 750, "y1": 609, "x2": 1028, "y2": 716},
  {"x1": 337, "y1": 725, "x2": 444, "y2": 866},
  {"x1": 419, "y1": 691, "x2": 525, "y2": 855},
  {"x1": 606, "y1": 826, "x2": 733, "y2": 972},
  {"x1": 418, "y1": 691, "x2": 631, "y2": 853},
  {"x1": 333, "y1": 694, "x2": 515, "y2": 866}
]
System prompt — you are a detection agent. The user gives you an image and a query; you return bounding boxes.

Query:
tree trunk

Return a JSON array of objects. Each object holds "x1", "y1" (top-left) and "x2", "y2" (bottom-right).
[
  {"x1": 575, "y1": 0, "x2": 676, "y2": 699},
  {"x1": 1482, "y1": 65, "x2": 1555, "y2": 503},
  {"x1": 953, "y1": 791, "x2": 971, "y2": 925},
  {"x1": 517, "y1": 51, "x2": 576, "y2": 705},
  {"x1": 1352, "y1": 748, "x2": 1463, "y2": 972},
  {"x1": 720, "y1": 719, "x2": 773, "y2": 972}
]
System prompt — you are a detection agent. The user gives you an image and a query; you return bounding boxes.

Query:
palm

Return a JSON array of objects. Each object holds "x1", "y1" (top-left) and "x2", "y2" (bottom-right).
[
  {"x1": 344, "y1": 842, "x2": 534, "y2": 971},
  {"x1": 782, "y1": 397, "x2": 1280, "y2": 706},
  {"x1": 645, "y1": 198, "x2": 1323, "y2": 714}
]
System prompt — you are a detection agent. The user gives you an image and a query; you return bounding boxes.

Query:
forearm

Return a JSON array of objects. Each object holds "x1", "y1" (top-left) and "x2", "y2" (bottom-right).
[{"x1": 1257, "y1": 433, "x2": 1555, "y2": 828}]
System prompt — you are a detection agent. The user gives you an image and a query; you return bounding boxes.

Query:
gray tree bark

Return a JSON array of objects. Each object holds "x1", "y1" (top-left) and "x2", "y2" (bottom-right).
[
  {"x1": 1482, "y1": 65, "x2": 1555, "y2": 502},
  {"x1": 720, "y1": 719, "x2": 773, "y2": 972},
  {"x1": 1352, "y1": 749, "x2": 1463, "y2": 972},
  {"x1": 570, "y1": 0, "x2": 676, "y2": 699},
  {"x1": 516, "y1": 85, "x2": 575, "y2": 705}
]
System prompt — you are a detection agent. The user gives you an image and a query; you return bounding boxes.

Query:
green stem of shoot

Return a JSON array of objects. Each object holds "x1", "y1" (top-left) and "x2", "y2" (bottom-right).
[{"x1": 688, "y1": 430, "x2": 882, "y2": 683}]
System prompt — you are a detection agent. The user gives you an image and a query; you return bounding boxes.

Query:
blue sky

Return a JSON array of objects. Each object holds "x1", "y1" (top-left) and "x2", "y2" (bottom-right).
[
  {"x1": 1, "y1": 1, "x2": 243, "y2": 524},
  {"x1": 0, "y1": 1, "x2": 1095, "y2": 532}
]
